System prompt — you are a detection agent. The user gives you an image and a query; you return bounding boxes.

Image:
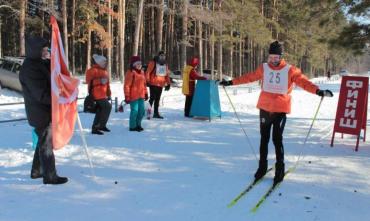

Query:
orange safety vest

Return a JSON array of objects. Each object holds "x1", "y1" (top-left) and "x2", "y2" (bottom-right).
[
  {"x1": 145, "y1": 60, "x2": 171, "y2": 87},
  {"x1": 232, "y1": 60, "x2": 319, "y2": 113}
]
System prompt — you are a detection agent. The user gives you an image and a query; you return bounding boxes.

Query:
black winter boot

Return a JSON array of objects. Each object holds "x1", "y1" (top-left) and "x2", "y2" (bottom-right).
[
  {"x1": 129, "y1": 127, "x2": 140, "y2": 132},
  {"x1": 100, "y1": 127, "x2": 111, "y2": 132},
  {"x1": 31, "y1": 171, "x2": 42, "y2": 179},
  {"x1": 254, "y1": 160, "x2": 268, "y2": 181},
  {"x1": 273, "y1": 162, "x2": 285, "y2": 186},
  {"x1": 92, "y1": 129, "x2": 104, "y2": 135},
  {"x1": 153, "y1": 113, "x2": 164, "y2": 119},
  {"x1": 43, "y1": 176, "x2": 68, "y2": 185}
]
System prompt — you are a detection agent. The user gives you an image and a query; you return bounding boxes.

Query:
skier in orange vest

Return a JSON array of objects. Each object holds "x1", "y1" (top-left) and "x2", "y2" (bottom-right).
[
  {"x1": 220, "y1": 41, "x2": 333, "y2": 185},
  {"x1": 145, "y1": 51, "x2": 171, "y2": 119}
]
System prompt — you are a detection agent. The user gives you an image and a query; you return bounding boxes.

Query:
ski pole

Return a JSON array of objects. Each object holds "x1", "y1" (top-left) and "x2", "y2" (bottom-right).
[
  {"x1": 222, "y1": 86, "x2": 259, "y2": 162},
  {"x1": 293, "y1": 96, "x2": 324, "y2": 170}
]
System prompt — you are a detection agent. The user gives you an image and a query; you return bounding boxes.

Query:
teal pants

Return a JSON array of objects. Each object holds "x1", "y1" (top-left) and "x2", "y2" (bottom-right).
[{"x1": 129, "y1": 99, "x2": 145, "y2": 129}]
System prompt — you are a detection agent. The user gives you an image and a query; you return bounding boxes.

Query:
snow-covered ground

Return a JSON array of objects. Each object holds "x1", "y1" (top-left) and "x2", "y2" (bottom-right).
[{"x1": 0, "y1": 75, "x2": 369, "y2": 221}]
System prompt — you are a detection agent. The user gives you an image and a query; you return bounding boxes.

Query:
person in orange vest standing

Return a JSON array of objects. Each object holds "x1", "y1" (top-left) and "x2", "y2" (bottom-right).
[
  {"x1": 182, "y1": 57, "x2": 207, "y2": 117},
  {"x1": 124, "y1": 56, "x2": 149, "y2": 131},
  {"x1": 220, "y1": 41, "x2": 333, "y2": 185},
  {"x1": 86, "y1": 54, "x2": 112, "y2": 135},
  {"x1": 145, "y1": 51, "x2": 171, "y2": 119}
]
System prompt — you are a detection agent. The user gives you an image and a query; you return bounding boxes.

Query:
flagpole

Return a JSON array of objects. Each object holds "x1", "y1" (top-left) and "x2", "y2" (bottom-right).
[
  {"x1": 50, "y1": 15, "x2": 96, "y2": 180},
  {"x1": 76, "y1": 108, "x2": 96, "y2": 180}
]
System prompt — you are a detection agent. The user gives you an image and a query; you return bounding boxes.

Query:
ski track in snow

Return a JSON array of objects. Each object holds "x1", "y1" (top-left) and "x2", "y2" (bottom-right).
[{"x1": 0, "y1": 76, "x2": 369, "y2": 221}]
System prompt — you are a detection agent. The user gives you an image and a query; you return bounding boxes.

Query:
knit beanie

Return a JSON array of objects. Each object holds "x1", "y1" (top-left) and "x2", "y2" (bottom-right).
[
  {"x1": 92, "y1": 54, "x2": 107, "y2": 68},
  {"x1": 130, "y1": 55, "x2": 142, "y2": 68},
  {"x1": 269, "y1": 41, "x2": 283, "y2": 55}
]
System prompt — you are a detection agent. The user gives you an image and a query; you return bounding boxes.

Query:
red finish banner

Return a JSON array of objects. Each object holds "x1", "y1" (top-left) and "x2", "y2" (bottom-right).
[{"x1": 331, "y1": 76, "x2": 368, "y2": 151}]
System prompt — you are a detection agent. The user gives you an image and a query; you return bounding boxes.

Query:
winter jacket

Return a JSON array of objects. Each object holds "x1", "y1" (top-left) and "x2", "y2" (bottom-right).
[
  {"x1": 85, "y1": 64, "x2": 111, "y2": 100},
  {"x1": 232, "y1": 59, "x2": 319, "y2": 113},
  {"x1": 145, "y1": 60, "x2": 171, "y2": 87},
  {"x1": 182, "y1": 65, "x2": 207, "y2": 96},
  {"x1": 124, "y1": 69, "x2": 148, "y2": 102},
  {"x1": 19, "y1": 37, "x2": 52, "y2": 129}
]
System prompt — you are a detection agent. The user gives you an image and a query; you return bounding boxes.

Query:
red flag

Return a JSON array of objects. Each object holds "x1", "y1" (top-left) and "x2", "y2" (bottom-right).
[{"x1": 50, "y1": 16, "x2": 80, "y2": 149}]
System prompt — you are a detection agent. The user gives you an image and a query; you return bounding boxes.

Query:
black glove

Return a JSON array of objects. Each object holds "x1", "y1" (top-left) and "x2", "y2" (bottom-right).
[
  {"x1": 316, "y1": 89, "x2": 333, "y2": 97},
  {"x1": 165, "y1": 85, "x2": 170, "y2": 91},
  {"x1": 219, "y1": 80, "x2": 233, "y2": 86}
]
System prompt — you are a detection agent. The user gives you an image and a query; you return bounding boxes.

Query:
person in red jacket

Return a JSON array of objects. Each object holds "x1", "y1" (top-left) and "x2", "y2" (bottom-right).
[
  {"x1": 86, "y1": 54, "x2": 112, "y2": 135},
  {"x1": 145, "y1": 51, "x2": 171, "y2": 119},
  {"x1": 124, "y1": 56, "x2": 149, "y2": 132},
  {"x1": 182, "y1": 57, "x2": 207, "y2": 117},
  {"x1": 220, "y1": 41, "x2": 333, "y2": 185}
]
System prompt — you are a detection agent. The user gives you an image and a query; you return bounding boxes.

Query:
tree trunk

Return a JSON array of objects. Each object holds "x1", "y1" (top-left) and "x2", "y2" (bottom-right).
[
  {"x1": 133, "y1": 0, "x2": 144, "y2": 56},
  {"x1": 259, "y1": 0, "x2": 264, "y2": 66},
  {"x1": 193, "y1": 21, "x2": 197, "y2": 56},
  {"x1": 176, "y1": 40, "x2": 181, "y2": 70},
  {"x1": 79, "y1": 39, "x2": 82, "y2": 73},
  {"x1": 107, "y1": 0, "x2": 112, "y2": 80},
  {"x1": 273, "y1": 0, "x2": 279, "y2": 39},
  {"x1": 62, "y1": 0, "x2": 68, "y2": 66},
  {"x1": 0, "y1": 18, "x2": 2, "y2": 58},
  {"x1": 198, "y1": 0, "x2": 203, "y2": 75},
  {"x1": 217, "y1": 38, "x2": 222, "y2": 80},
  {"x1": 245, "y1": 38, "x2": 253, "y2": 72},
  {"x1": 119, "y1": 0, "x2": 126, "y2": 81},
  {"x1": 86, "y1": 27, "x2": 92, "y2": 72},
  {"x1": 198, "y1": 21, "x2": 203, "y2": 75},
  {"x1": 156, "y1": 0, "x2": 164, "y2": 52},
  {"x1": 181, "y1": 0, "x2": 188, "y2": 70},
  {"x1": 41, "y1": 11, "x2": 45, "y2": 37},
  {"x1": 71, "y1": 0, "x2": 76, "y2": 74},
  {"x1": 167, "y1": 0, "x2": 175, "y2": 69},
  {"x1": 239, "y1": 36, "x2": 242, "y2": 76},
  {"x1": 48, "y1": 0, "x2": 54, "y2": 11},
  {"x1": 19, "y1": 0, "x2": 26, "y2": 56},
  {"x1": 115, "y1": 20, "x2": 119, "y2": 79},
  {"x1": 139, "y1": 13, "x2": 144, "y2": 57},
  {"x1": 217, "y1": 1, "x2": 223, "y2": 80},
  {"x1": 229, "y1": 37, "x2": 233, "y2": 77},
  {"x1": 204, "y1": 26, "x2": 208, "y2": 69},
  {"x1": 150, "y1": 1, "x2": 155, "y2": 56},
  {"x1": 210, "y1": 0, "x2": 215, "y2": 79},
  {"x1": 260, "y1": 0, "x2": 264, "y2": 16}
]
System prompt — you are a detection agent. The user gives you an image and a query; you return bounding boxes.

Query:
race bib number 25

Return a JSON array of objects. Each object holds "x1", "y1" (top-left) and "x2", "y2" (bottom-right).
[{"x1": 262, "y1": 63, "x2": 290, "y2": 94}]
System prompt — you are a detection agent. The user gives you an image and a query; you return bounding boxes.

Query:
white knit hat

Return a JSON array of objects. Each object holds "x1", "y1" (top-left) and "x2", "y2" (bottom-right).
[{"x1": 92, "y1": 54, "x2": 107, "y2": 67}]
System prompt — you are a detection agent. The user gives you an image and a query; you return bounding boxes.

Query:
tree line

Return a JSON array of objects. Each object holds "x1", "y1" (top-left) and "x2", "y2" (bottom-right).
[{"x1": 0, "y1": 0, "x2": 369, "y2": 81}]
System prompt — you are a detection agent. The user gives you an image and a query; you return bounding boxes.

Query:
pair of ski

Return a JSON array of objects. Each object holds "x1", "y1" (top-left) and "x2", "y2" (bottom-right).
[{"x1": 228, "y1": 167, "x2": 292, "y2": 213}]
